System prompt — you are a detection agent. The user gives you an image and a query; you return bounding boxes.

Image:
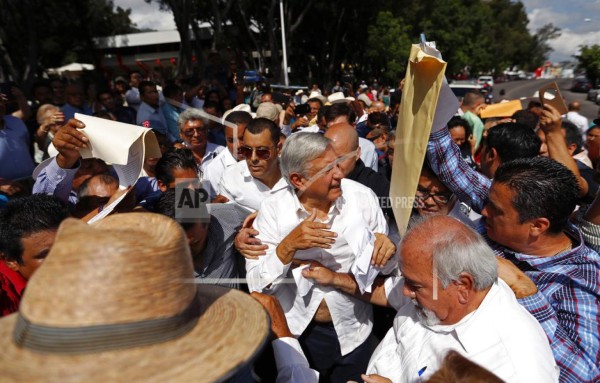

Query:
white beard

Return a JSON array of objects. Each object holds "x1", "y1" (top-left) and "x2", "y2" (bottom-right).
[{"x1": 412, "y1": 299, "x2": 441, "y2": 326}]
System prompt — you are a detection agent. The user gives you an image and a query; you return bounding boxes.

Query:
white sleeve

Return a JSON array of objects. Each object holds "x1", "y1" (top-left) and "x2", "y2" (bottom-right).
[
  {"x1": 384, "y1": 274, "x2": 410, "y2": 311},
  {"x1": 273, "y1": 337, "x2": 319, "y2": 383},
  {"x1": 245, "y1": 202, "x2": 292, "y2": 293}
]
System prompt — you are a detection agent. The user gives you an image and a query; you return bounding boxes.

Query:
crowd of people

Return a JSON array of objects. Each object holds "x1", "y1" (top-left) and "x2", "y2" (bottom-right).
[{"x1": 0, "y1": 66, "x2": 599, "y2": 383}]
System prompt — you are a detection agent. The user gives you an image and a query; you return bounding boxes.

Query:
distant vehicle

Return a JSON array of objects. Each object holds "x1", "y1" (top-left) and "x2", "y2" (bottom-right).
[
  {"x1": 571, "y1": 77, "x2": 592, "y2": 93},
  {"x1": 477, "y1": 76, "x2": 494, "y2": 87},
  {"x1": 587, "y1": 87, "x2": 600, "y2": 102},
  {"x1": 449, "y1": 82, "x2": 483, "y2": 99}
]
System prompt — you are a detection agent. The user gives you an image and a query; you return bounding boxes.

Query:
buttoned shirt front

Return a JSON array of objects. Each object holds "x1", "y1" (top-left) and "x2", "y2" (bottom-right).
[
  {"x1": 247, "y1": 179, "x2": 396, "y2": 355},
  {"x1": 203, "y1": 149, "x2": 237, "y2": 200},
  {"x1": 368, "y1": 278, "x2": 559, "y2": 383},
  {"x1": 219, "y1": 160, "x2": 288, "y2": 212}
]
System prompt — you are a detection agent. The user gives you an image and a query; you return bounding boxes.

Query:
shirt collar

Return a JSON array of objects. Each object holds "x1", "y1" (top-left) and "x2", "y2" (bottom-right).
[
  {"x1": 502, "y1": 223, "x2": 586, "y2": 267},
  {"x1": 291, "y1": 184, "x2": 345, "y2": 219}
]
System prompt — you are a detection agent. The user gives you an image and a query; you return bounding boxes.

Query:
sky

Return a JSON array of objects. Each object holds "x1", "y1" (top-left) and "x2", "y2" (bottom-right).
[{"x1": 113, "y1": 0, "x2": 600, "y2": 63}]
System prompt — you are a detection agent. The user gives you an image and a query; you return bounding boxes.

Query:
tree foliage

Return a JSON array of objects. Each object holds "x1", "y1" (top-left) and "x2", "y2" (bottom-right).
[
  {"x1": 0, "y1": 0, "x2": 136, "y2": 88},
  {"x1": 1, "y1": 0, "x2": 562, "y2": 90},
  {"x1": 577, "y1": 45, "x2": 600, "y2": 87}
]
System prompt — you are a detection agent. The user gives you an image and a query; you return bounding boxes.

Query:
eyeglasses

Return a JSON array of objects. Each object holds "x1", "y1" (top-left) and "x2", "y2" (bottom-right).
[
  {"x1": 237, "y1": 145, "x2": 273, "y2": 160},
  {"x1": 182, "y1": 127, "x2": 208, "y2": 137},
  {"x1": 415, "y1": 189, "x2": 452, "y2": 205}
]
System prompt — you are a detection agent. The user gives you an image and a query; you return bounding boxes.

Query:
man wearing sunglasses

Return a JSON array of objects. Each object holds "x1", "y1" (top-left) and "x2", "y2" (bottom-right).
[
  {"x1": 218, "y1": 118, "x2": 287, "y2": 213},
  {"x1": 178, "y1": 108, "x2": 224, "y2": 179}
]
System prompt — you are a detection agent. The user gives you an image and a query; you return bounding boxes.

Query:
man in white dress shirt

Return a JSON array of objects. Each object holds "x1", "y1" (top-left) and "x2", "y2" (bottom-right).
[
  {"x1": 218, "y1": 118, "x2": 288, "y2": 212},
  {"x1": 203, "y1": 111, "x2": 252, "y2": 200},
  {"x1": 246, "y1": 132, "x2": 397, "y2": 383},
  {"x1": 303, "y1": 215, "x2": 559, "y2": 383}
]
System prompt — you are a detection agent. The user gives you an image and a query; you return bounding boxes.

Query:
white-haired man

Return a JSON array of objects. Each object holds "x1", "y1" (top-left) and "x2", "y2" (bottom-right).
[
  {"x1": 178, "y1": 108, "x2": 224, "y2": 177},
  {"x1": 303, "y1": 215, "x2": 559, "y2": 383},
  {"x1": 246, "y1": 133, "x2": 397, "y2": 383}
]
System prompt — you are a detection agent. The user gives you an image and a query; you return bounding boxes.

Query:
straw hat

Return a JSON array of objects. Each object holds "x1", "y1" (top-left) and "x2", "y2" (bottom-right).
[
  {"x1": 0, "y1": 213, "x2": 268, "y2": 382},
  {"x1": 255, "y1": 102, "x2": 279, "y2": 121},
  {"x1": 327, "y1": 92, "x2": 355, "y2": 104}
]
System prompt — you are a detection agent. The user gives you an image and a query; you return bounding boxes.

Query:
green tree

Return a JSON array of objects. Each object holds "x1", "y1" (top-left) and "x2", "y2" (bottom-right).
[
  {"x1": 526, "y1": 23, "x2": 561, "y2": 70},
  {"x1": 577, "y1": 45, "x2": 600, "y2": 86},
  {"x1": 366, "y1": 11, "x2": 412, "y2": 84},
  {"x1": 0, "y1": 0, "x2": 136, "y2": 89}
]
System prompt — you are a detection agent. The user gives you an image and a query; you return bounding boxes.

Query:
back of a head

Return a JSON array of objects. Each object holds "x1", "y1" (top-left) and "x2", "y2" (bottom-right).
[
  {"x1": 562, "y1": 121, "x2": 583, "y2": 154},
  {"x1": 225, "y1": 111, "x2": 253, "y2": 126},
  {"x1": 367, "y1": 112, "x2": 391, "y2": 131},
  {"x1": 568, "y1": 101, "x2": 580, "y2": 112},
  {"x1": 154, "y1": 189, "x2": 209, "y2": 230},
  {"x1": 494, "y1": 156, "x2": 578, "y2": 234},
  {"x1": 245, "y1": 117, "x2": 281, "y2": 145},
  {"x1": 426, "y1": 350, "x2": 504, "y2": 383},
  {"x1": 512, "y1": 110, "x2": 539, "y2": 130},
  {"x1": 77, "y1": 174, "x2": 119, "y2": 199},
  {"x1": 324, "y1": 123, "x2": 359, "y2": 151},
  {"x1": 403, "y1": 216, "x2": 497, "y2": 291},
  {"x1": 324, "y1": 102, "x2": 356, "y2": 125},
  {"x1": 462, "y1": 91, "x2": 483, "y2": 107},
  {"x1": 485, "y1": 122, "x2": 540, "y2": 163},
  {"x1": 0, "y1": 195, "x2": 69, "y2": 263},
  {"x1": 155, "y1": 149, "x2": 199, "y2": 186},
  {"x1": 163, "y1": 83, "x2": 182, "y2": 99}
]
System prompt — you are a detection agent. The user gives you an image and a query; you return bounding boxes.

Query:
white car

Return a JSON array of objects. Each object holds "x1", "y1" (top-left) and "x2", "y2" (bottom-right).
[{"x1": 477, "y1": 76, "x2": 494, "y2": 87}]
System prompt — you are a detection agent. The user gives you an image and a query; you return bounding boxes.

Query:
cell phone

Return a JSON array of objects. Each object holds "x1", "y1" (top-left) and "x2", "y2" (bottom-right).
[{"x1": 295, "y1": 103, "x2": 311, "y2": 115}]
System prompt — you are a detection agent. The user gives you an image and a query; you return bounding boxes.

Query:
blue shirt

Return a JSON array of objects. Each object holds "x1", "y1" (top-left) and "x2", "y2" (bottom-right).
[
  {"x1": 136, "y1": 102, "x2": 171, "y2": 140},
  {"x1": 162, "y1": 102, "x2": 183, "y2": 143},
  {"x1": 61, "y1": 103, "x2": 92, "y2": 121},
  {"x1": 0, "y1": 116, "x2": 35, "y2": 180}
]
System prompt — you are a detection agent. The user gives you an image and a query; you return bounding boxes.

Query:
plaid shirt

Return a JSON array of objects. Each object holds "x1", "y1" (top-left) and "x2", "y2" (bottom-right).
[{"x1": 427, "y1": 129, "x2": 600, "y2": 382}]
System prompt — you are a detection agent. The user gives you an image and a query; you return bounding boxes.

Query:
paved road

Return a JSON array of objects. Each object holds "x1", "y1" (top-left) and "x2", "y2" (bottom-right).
[{"x1": 491, "y1": 78, "x2": 598, "y2": 122}]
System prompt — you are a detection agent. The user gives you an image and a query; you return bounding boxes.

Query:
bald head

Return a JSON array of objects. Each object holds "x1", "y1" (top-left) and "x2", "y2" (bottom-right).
[
  {"x1": 568, "y1": 101, "x2": 580, "y2": 111},
  {"x1": 324, "y1": 123, "x2": 360, "y2": 176},
  {"x1": 324, "y1": 123, "x2": 359, "y2": 152},
  {"x1": 369, "y1": 101, "x2": 386, "y2": 113}
]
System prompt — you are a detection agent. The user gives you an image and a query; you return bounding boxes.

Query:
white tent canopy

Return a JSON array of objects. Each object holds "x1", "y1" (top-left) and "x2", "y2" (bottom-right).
[{"x1": 47, "y1": 63, "x2": 94, "y2": 74}]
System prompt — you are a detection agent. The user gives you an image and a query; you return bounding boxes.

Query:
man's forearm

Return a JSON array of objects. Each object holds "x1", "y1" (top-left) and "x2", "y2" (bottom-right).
[
  {"x1": 545, "y1": 131, "x2": 588, "y2": 197},
  {"x1": 332, "y1": 273, "x2": 389, "y2": 307}
]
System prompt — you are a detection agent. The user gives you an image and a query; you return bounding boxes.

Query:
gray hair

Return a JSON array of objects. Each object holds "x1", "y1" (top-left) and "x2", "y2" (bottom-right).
[
  {"x1": 280, "y1": 133, "x2": 330, "y2": 184},
  {"x1": 178, "y1": 108, "x2": 209, "y2": 131},
  {"x1": 405, "y1": 216, "x2": 498, "y2": 290}
]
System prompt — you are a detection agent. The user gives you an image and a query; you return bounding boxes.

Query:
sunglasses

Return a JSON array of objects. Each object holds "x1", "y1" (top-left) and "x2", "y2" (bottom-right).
[
  {"x1": 183, "y1": 127, "x2": 208, "y2": 137},
  {"x1": 237, "y1": 145, "x2": 273, "y2": 160}
]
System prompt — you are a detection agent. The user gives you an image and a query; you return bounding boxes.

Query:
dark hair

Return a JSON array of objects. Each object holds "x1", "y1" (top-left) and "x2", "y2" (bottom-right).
[
  {"x1": 527, "y1": 100, "x2": 542, "y2": 109},
  {"x1": 139, "y1": 81, "x2": 156, "y2": 95},
  {"x1": 367, "y1": 112, "x2": 392, "y2": 130},
  {"x1": 245, "y1": 117, "x2": 281, "y2": 145},
  {"x1": 447, "y1": 116, "x2": 472, "y2": 137},
  {"x1": 202, "y1": 100, "x2": 220, "y2": 111},
  {"x1": 317, "y1": 104, "x2": 330, "y2": 123},
  {"x1": 155, "y1": 149, "x2": 199, "y2": 187},
  {"x1": 512, "y1": 110, "x2": 539, "y2": 130},
  {"x1": 307, "y1": 97, "x2": 323, "y2": 107},
  {"x1": 163, "y1": 83, "x2": 182, "y2": 99},
  {"x1": 493, "y1": 157, "x2": 578, "y2": 234},
  {"x1": 154, "y1": 189, "x2": 194, "y2": 231},
  {"x1": 96, "y1": 89, "x2": 113, "y2": 103},
  {"x1": 562, "y1": 121, "x2": 583, "y2": 154},
  {"x1": 485, "y1": 122, "x2": 540, "y2": 163},
  {"x1": 0, "y1": 195, "x2": 69, "y2": 263},
  {"x1": 225, "y1": 111, "x2": 253, "y2": 126},
  {"x1": 77, "y1": 174, "x2": 118, "y2": 199},
  {"x1": 324, "y1": 102, "x2": 356, "y2": 125}
]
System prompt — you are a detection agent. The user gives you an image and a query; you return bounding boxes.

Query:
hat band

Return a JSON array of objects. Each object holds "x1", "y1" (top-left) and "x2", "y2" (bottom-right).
[{"x1": 12, "y1": 290, "x2": 202, "y2": 354}]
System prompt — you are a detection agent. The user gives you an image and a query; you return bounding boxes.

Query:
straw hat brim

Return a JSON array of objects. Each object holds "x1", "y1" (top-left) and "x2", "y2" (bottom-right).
[{"x1": 0, "y1": 285, "x2": 269, "y2": 383}]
